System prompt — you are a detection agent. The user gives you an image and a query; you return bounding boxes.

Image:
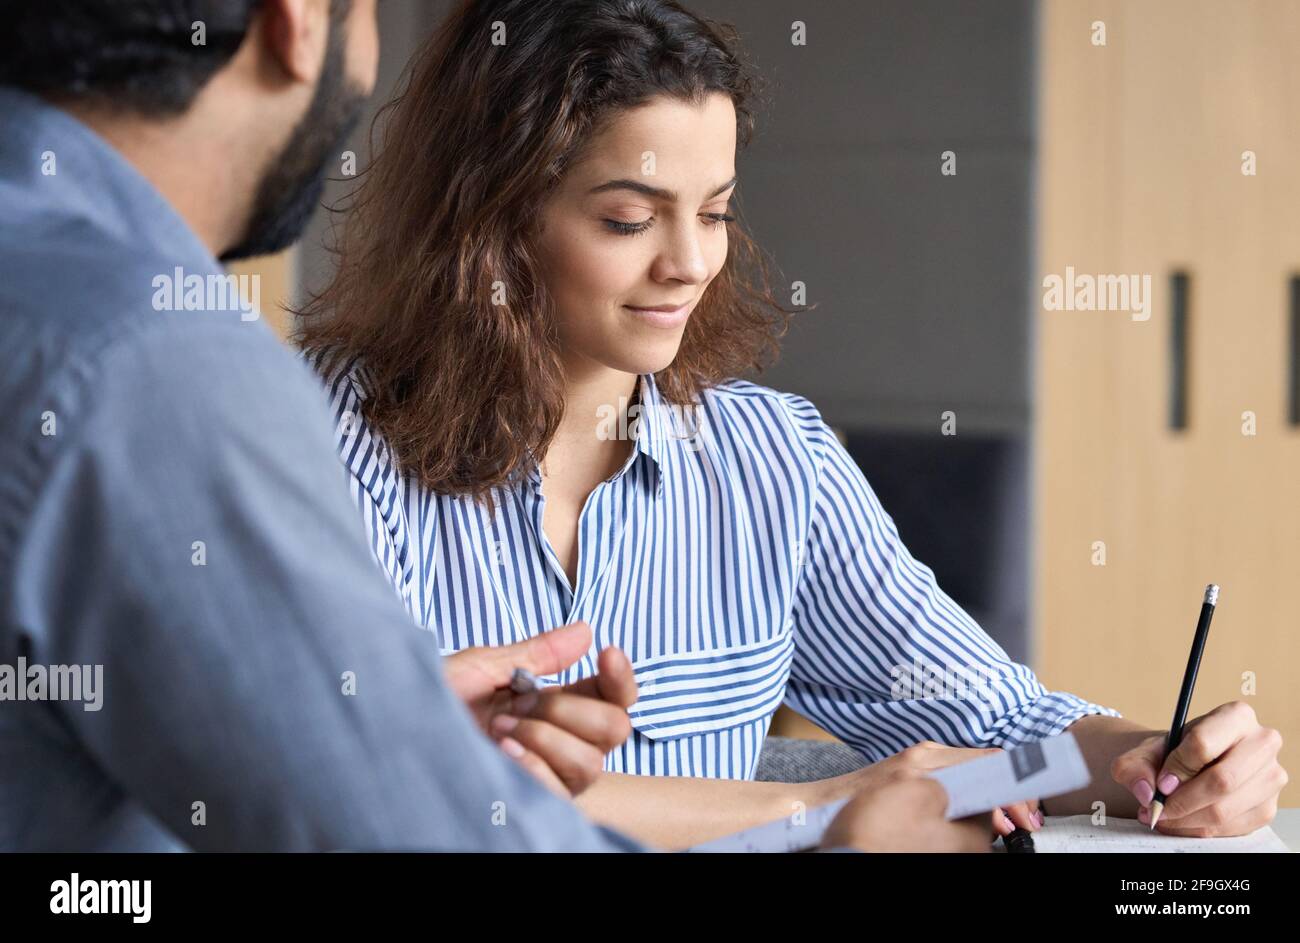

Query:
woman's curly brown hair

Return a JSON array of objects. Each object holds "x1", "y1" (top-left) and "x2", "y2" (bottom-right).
[{"x1": 298, "y1": 0, "x2": 796, "y2": 503}]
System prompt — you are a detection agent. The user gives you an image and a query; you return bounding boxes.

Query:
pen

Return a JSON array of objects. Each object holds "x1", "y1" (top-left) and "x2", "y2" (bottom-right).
[
  {"x1": 1003, "y1": 826, "x2": 1036, "y2": 853},
  {"x1": 509, "y1": 667, "x2": 540, "y2": 696},
  {"x1": 1149, "y1": 583, "x2": 1219, "y2": 829}
]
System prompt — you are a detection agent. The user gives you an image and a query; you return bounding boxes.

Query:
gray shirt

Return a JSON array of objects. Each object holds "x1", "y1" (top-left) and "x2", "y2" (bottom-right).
[{"x1": 0, "y1": 87, "x2": 642, "y2": 852}]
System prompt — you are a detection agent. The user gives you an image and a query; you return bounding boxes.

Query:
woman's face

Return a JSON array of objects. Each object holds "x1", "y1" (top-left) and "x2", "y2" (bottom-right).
[{"x1": 536, "y1": 92, "x2": 738, "y2": 378}]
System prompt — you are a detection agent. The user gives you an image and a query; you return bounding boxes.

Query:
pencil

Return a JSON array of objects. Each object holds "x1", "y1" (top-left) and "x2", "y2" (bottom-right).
[{"x1": 1149, "y1": 583, "x2": 1219, "y2": 829}]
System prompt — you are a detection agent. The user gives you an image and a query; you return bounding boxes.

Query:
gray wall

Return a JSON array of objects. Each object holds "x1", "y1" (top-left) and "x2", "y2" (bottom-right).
[
  {"x1": 299, "y1": 0, "x2": 452, "y2": 304},
  {"x1": 692, "y1": 0, "x2": 1036, "y2": 435}
]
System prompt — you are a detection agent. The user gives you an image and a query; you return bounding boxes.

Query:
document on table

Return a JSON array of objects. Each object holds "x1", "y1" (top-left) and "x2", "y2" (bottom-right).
[
  {"x1": 928, "y1": 732, "x2": 1090, "y2": 819},
  {"x1": 1027, "y1": 815, "x2": 1290, "y2": 853},
  {"x1": 688, "y1": 733, "x2": 1091, "y2": 853}
]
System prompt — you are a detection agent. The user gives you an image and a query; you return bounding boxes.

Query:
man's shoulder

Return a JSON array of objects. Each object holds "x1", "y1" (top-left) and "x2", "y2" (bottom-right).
[
  {"x1": 0, "y1": 224, "x2": 293, "y2": 409},
  {"x1": 5, "y1": 224, "x2": 257, "y2": 334},
  {"x1": 0, "y1": 237, "x2": 339, "y2": 618},
  {"x1": 0, "y1": 227, "x2": 322, "y2": 508}
]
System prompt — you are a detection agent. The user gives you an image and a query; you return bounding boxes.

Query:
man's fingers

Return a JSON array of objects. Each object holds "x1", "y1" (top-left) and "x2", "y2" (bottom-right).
[
  {"x1": 520, "y1": 690, "x2": 632, "y2": 753},
  {"x1": 491, "y1": 715, "x2": 605, "y2": 796},
  {"x1": 502, "y1": 621, "x2": 594, "y2": 678},
  {"x1": 457, "y1": 621, "x2": 599, "y2": 690},
  {"x1": 497, "y1": 737, "x2": 570, "y2": 799},
  {"x1": 595, "y1": 646, "x2": 638, "y2": 707},
  {"x1": 554, "y1": 645, "x2": 638, "y2": 706},
  {"x1": 482, "y1": 686, "x2": 515, "y2": 725}
]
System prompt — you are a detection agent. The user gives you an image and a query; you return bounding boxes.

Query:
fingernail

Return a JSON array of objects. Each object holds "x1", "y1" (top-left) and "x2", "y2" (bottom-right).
[
  {"x1": 1133, "y1": 779, "x2": 1154, "y2": 805},
  {"x1": 997, "y1": 812, "x2": 1015, "y2": 836},
  {"x1": 1157, "y1": 773, "x2": 1179, "y2": 795},
  {"x1": 499, "y1": 736, "x2": 525, "y2": 758},
  {"x1": 1033, "y1": 810, "x2": 1045, "y2": 829},
  {"x1": 512, "y1": 692, "x2": 540, "y2": 715},
  {"x1": 1137, "y1": 806, "x2": 1150, "y2": 824},
  {"x1": 491, "y1": 714, "x2": 520, "y2": 736}
]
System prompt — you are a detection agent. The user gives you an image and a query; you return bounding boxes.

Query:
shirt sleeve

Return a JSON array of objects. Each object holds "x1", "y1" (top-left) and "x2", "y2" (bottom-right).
[
  {"x1": 781, "y1": 406, "x2": 1120, "y2": 762},
  {"x1": 6, "y1": 319, "x2": 641, "y2": 852},
  {"x1": 317, "y1": 360, "x2": 414, "y2": 611}
]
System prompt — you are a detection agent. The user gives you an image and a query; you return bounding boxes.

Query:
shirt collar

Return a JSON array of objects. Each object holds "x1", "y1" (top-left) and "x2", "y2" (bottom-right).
[
  {"x1": 631, "y1": 372, "x2": 704, "y2": 498},
  {"x1": 523, "y1": 373, "x2": 683, "y2": 498},
  {"x1": 631, "y1": 373, "x2": 668, "y2": 477},
  {"x1": 0, "y1": 87, "x2": 219, "y2": 277}
]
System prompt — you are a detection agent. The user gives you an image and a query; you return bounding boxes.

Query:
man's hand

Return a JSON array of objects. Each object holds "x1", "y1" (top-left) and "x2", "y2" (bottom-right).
[
  {"x1": 841, "y1": 740, "x2": 1043, "y2": 837},
  {"x1": 822, "y1": 777, "x2": 992, "y2": 852},
  {"x1": 1111, "y1": 701, "x2": 1287, "y2": 837},
  {"x1": 442, "y1": 621, "x2": 637, "y2": 798}
]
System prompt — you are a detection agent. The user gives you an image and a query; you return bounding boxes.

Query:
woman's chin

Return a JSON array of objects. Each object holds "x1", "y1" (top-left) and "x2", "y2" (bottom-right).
[{"x1": 614, "y1": 342, "x2": 683, "y2": 377}]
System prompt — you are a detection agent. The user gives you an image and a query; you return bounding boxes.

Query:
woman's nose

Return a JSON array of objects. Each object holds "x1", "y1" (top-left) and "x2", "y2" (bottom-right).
[{"x1": 651, "y1": 220, "x2": 711, "y2": 286}]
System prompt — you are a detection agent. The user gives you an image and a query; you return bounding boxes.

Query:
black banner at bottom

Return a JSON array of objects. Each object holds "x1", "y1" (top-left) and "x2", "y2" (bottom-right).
[{"x1": 1, "y1": 850, "x2": 1291, "y2": 930}]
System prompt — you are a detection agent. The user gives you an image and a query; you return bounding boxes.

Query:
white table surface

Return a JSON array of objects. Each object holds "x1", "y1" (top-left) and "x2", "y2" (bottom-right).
[{"x1": 1270, "y1": 808, "x2": 1300, "y2": 852}]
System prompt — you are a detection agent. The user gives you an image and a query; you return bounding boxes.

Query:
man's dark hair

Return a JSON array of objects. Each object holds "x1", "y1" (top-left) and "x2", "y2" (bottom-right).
[{"x1": 0, "y1": 1, "x2": 345, "y2": 115}]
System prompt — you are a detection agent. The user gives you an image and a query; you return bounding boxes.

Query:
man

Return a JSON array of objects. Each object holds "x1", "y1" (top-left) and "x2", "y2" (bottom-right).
[{"x1": 0, "y1": 0, "x2": 988, "y2": 852}]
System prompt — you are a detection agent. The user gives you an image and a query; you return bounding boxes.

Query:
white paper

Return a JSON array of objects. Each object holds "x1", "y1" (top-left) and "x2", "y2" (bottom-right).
[{"x1": 1026, "y1": 814, "x2": 1290, "y2": 853}]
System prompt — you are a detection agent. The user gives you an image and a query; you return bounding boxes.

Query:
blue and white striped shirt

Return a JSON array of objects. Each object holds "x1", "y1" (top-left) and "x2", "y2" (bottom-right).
[{"x1": 320, "y1": 360, "x2": 1119, "y2": 780}]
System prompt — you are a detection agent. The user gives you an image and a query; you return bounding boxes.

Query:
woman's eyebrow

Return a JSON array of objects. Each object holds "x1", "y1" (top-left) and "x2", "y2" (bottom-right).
[{"x1": 587, "y1": 175, "x2": 738, "y2": 202}]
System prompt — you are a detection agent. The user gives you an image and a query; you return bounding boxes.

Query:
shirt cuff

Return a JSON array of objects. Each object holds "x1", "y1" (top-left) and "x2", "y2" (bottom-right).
[{"x1": 990, "y1": 691, "x2": 1122, "y2": 748}]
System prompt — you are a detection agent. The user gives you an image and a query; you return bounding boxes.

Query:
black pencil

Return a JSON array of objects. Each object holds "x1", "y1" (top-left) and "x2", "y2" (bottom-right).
[{"x1": 1149, "y1": 584, "x2": 1219, "y2": 829}]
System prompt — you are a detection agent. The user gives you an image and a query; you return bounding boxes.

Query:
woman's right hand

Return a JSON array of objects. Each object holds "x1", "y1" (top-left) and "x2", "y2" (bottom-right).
[
  {"x1": 821, "y1": 776, "x2": 992, "y2": 852},
  {"x1": 829, "y1": 740, "x2": 1044, "y2": 838}
]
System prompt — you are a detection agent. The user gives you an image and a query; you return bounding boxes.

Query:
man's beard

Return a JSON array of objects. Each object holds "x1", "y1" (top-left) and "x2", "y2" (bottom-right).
[{"x1": 220, "y1": 28, "x2": 366, "y2": 262}]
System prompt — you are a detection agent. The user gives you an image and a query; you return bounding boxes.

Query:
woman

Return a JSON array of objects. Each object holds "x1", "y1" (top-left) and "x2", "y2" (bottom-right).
[{"x1": 301, "y1": 0, "x2": 1285, "y2": 849}]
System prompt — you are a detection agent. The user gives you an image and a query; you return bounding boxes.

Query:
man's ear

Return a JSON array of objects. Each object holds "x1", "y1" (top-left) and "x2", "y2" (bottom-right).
[{"x1": 257, "y1": 0, "x2": 331, "y2": 85}]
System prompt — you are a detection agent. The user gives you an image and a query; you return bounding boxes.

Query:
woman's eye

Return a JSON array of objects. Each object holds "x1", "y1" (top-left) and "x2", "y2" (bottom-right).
[
  {"x1": 603, "y1": 212, "x2": 734, "y2": 236},
  {"x1": 604, "y1": 218, "x2": 653, "y2": 236}
]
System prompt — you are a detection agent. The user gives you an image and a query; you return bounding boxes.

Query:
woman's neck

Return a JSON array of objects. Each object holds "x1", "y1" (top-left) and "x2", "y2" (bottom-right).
[{"x1": 542, "y1": 361, "x2": 640, "y2": 486}]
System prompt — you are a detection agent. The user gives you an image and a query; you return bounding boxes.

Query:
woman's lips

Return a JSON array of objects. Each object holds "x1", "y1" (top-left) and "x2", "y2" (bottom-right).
[{"x1": 624, "y1": 301, "x2": 692, "y2": 328}]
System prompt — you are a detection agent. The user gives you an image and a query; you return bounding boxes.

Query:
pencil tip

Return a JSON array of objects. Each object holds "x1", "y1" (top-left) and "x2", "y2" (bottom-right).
[{"x1": 1148, "y1": 802, "x2": 1163, "y2": 830}]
